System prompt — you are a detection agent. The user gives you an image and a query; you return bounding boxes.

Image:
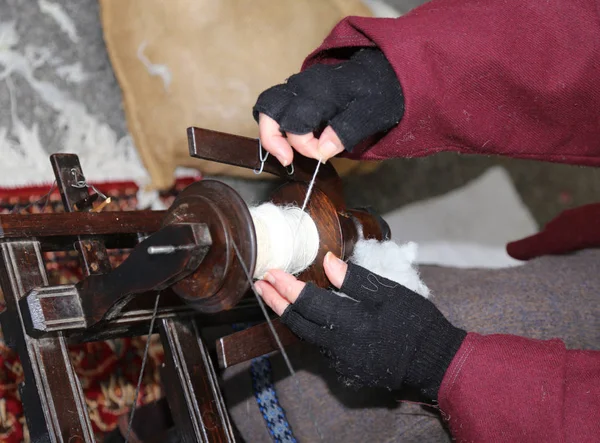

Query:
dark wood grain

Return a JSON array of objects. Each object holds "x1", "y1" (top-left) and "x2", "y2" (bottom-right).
[
  {"x1": 21, "y1": 223, "x2": 212, "y2": 334},
  {"x1": 216, "y1": 319, "x2": 298, "y2": 369},
  {"x1": 187, "y1": 127, "x2": 345, "y2": 210},
  {"x1": 1, "y1": 145, "x2": 395, "y2": 442},
  {"x1": 116, "y1": 398, "x2": 174, "y2": 443},
  {"x1": 0, "y1": 211, "x2": 164, "y2": 239},
  {"x1": 159, "y1": 318, "x2": 236, "y2": 442},
  {"x1": 0, "y1": 152, "x2": 103, "y2": 443},
  {"x1": 338, "y1": 211, "x2": 360, "y2": 260},
  {"x1": 79, "y1": 223, "x2": 211, "y2": 325},
  {"x1": 347, "y1": 208, "x2": 390, "y2": 241},
  {"x1": 271, "y1": 182, "x2": 343, "y2": 288},
  {"x1": 66, "y1": 294, "x2": 265, "y2": 344},
  {"x1": 36, "y1": 233, "x2": 142, "y2": 252},
  {"x1": 165, "y1": 181, "x2": 256, "y2": 314},
  {"x1": 52, "y1": 154, "x2": 114, "y2": 279},
  {"x1": 0, "y1": 241, "x2": 95, "y2": 442}
]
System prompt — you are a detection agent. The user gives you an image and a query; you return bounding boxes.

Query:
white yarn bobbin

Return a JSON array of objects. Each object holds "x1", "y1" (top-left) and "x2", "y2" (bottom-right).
[{"x1": 250, "y1": 203, "x2": 320, "y2": 279}]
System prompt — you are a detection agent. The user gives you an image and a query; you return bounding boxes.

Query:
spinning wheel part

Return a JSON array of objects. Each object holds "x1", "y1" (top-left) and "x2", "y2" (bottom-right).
[
  {"x1": 163, "y1": 180, "x2": 256, "y2": 313},
  {"x1": 0, "y1": 141, "x2": 394, "y2": 442},
  {"x1": 187, "y1": 127, "x2": 345, "y2": 210},
  {"x1": 270, "y1": 182, "x2": 343, "y2": 288}
]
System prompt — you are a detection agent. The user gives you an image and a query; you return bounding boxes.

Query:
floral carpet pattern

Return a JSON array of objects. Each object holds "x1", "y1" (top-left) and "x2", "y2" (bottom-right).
[{"x1": 0, "y1": 179, "x2": 195, "y2": 442}]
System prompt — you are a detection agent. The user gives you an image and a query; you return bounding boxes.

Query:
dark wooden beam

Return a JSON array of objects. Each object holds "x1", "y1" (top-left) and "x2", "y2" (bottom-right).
[
  {"x1": 160, "y1": 318, "x2": 236, "y2": 442},
  {"x1": 0, "y1": 241, "x2": 96, "y2": 442},
  {"x1": 0, "y1": 211, "x2": 164, "y2": 239},
  {"x1": 216, "y1": 318, "x2": 299, "y2": 368},
  {"x1": 187, "y1": 126, "x2": 345, "y2": 210}
]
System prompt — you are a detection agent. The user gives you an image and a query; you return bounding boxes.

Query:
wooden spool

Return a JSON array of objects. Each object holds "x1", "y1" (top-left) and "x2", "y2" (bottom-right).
[
  {"x1": 0, "y1": 130, "x2": 392, "y2": 442},
  {"x1": 162, "y1": 157, "x2": 389, "y2": 313}
]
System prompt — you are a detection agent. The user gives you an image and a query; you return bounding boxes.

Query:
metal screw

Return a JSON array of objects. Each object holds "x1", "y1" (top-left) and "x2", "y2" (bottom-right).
[{"x1": 147, "y1": 244, "x2": 197, "y2": 255}]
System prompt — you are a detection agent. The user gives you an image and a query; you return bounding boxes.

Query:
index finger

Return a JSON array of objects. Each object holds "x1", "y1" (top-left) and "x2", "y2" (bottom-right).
[
  {"x1": 263, "y1": 269, "x2": 306, "y2": 304},
  {"x1": 254, "y1": 280, "x2": 290, "y2": 316},
  {"x1": 258, "y1": 113, "x2": 294, "y2": 167}
]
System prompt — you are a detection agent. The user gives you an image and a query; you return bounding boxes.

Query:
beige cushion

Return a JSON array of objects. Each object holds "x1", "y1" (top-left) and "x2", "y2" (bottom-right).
[{"x1": 99, "y1": 0, "x2": 380, "y2": 190}]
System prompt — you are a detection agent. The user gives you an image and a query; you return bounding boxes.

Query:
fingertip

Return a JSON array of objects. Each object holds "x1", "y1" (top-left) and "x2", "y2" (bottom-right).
[
  {"x1": 258, "y1": 114, "x2": 294, "y2": 166},
  {"x1": 286, "y1": 132, "x2": 320, "y2": 161},
  {"x1": 278, "y1": 150, "x2": 293, "y2": 167},
  {"x1": 263, "y1": 272, "x2": 275, "y2": 285},
  {"x1": 264, "y1": 269, "x2": 305, "y2": 303},
  {"x1": 317, "y1": 126, "x2": 345, "y2": 160},
  {"x1": 271, "y1": 140, "x2": 294, "y2": 167},
  {"x1": 254, "y1": 280, "x2": 290, "y2": 316},
  {"x1": 323, "y1": 252, "x2": 348, "y2": 289}
]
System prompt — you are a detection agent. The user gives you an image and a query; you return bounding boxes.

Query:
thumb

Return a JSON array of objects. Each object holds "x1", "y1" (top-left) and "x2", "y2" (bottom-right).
[
  {"x1": 323, "y1": 252, "x2": 348, "y2": 288},
  {"x1": 317, "y1": 126, "x2": 345, "y2": 161}
]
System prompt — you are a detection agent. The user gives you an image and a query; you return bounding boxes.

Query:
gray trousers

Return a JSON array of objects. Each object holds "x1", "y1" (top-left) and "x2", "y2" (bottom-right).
[{"x1": 222, "y1": 249, "x2": 600, "y2": 442}]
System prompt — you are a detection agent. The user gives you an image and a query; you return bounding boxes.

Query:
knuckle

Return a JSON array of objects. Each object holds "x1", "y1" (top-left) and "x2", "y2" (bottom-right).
[{"x1": 284, "y1": 284, "x2": 294, "y2": 296}]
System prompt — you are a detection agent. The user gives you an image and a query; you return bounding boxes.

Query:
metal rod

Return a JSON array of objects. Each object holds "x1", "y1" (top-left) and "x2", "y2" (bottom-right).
[{"x1": 147, "y1": 244, "x2": 198, "y2": 255}]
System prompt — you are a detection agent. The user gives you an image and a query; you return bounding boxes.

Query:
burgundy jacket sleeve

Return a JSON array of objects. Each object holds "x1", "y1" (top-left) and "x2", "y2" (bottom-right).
[
  {"x1": 302, "y1": 0, "x2": 600, "y2": 166},
  {"x1": 438, "y1": 333, "x2": 600, "y2": 441}
]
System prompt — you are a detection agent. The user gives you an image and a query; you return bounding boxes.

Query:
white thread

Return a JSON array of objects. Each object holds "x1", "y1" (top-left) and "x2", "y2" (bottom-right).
[
  {"x1": 288, "y1": 156, "x2": 322, "y2": 272},
  {"x1": 299, "y1": 158, "x2": 321, "y2": 214},
  {"x1": 250, "y1": 203, "x2": 319, "y2": 279}
]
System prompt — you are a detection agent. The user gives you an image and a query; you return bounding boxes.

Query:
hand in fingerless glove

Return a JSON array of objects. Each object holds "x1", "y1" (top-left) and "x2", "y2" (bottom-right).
[
  {"x1": 253, "y1": 48, "x2": 405, "y2": 152},
  {"x1": 281, "y1": 262, "x2": 466, "y2": 402}
]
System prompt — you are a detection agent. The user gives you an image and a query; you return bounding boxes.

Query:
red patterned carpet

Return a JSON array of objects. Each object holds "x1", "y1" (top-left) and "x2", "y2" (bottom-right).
[{"x1": 0, "y1": 179, "x2": 197, "y2": 442}]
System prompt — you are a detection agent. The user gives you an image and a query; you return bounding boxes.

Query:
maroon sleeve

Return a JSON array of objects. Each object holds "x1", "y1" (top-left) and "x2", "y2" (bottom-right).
[
  {"x1": 437, "y1": 333, "x2": 600, "y2": 441},
  {"x1": 506, "y1": 203, "x2": 600, "y2": 260},
  {"x1": 302, "y1": 0, "x2": 600, "y2": 166}
]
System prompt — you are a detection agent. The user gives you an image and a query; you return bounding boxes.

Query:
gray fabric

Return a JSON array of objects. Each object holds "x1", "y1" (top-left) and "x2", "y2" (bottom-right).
[
  {"x1": 222, "y1": 250, "x2": 600, "y2": 442},
  {"x1": 0, "y1": 0, "x2": 128, "y2": 154},
  {"x1": 425, "y1": 250, "x2": 600, "y2": 350}
]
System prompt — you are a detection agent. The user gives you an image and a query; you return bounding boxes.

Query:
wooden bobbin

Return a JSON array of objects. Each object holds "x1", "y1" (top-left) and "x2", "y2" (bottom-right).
[
  {"x1": 163, "y1": 180, "x2": 256, "y2": 313},
  {"x1": 163, "y1": 127, "x2": 389, "y2": 312},
  {"x1": 271, "y1": 181, "x2": 389, "y2": 287},
  {"x1": 162, "y1": 179, "x2": 389, "y2": 312}
]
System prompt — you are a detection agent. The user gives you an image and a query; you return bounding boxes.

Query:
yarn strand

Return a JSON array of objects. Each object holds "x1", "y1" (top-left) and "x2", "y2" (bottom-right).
[
  {"x1": 250, "y1": 156, "x2": 323, "y2": 279},
  {"x1": 232, "y1": 240, "x2": 295, "y2": 376},
  {"x1": 299, "y1": 157, "x2": 321, "y2": 215},
  {"x1": 288, "y1": 156, "x2": 322, "y2": 281}
]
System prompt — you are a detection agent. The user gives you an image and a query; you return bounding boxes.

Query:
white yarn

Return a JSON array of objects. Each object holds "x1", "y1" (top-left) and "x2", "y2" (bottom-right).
[
  {"x1": 350, "y1": 239, "x2": 431, "y2": 298},
  {"x1": 248, "y1": 154, "x2": 428, "y2": 301},
  {"x1": 250, "y1": 203, "x2": 320, "y2": 279}
]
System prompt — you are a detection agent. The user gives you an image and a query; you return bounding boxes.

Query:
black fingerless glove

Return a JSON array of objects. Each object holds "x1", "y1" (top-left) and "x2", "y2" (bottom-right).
[
  {"x1": 253, "y1": 48, "x2": 405, "y2": 152},
  {"x1": 281, "y1": 263, "x2": 467, "y2": 402}
]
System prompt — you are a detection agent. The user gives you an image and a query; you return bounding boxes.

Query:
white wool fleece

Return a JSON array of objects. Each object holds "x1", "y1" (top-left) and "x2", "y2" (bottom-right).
[{"x1": 349, "y1": 239, "x2": 431, "y2": 298}]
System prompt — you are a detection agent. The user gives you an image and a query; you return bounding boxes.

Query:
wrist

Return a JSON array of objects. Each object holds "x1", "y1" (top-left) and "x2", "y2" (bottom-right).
[
  {"x1": 405, "y1": 320, "x2": 467, "y2": 403},
  {"x1": 334, "y1": 48, "x2": 404, "y2": 152}
]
